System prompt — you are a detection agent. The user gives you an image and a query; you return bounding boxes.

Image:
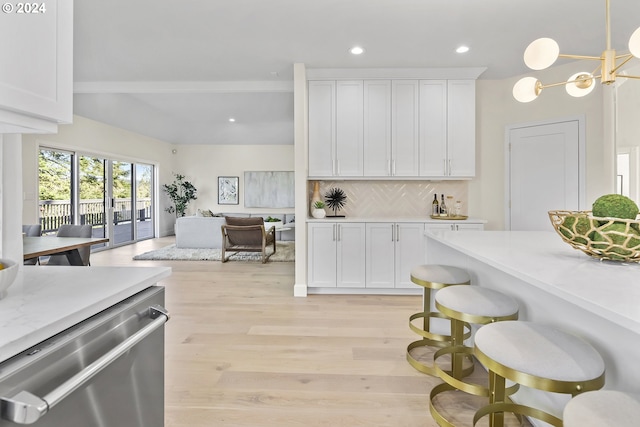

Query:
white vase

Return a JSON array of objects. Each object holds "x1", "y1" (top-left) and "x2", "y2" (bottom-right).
[{"x1": 311, "y1": 208, "x2": 326, "y2": 219}]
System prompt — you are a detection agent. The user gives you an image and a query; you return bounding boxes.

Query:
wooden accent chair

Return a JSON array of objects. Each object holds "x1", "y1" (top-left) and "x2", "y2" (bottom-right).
[{"x1": 221, "y1": 216, "x2": 276, "y2": 263}]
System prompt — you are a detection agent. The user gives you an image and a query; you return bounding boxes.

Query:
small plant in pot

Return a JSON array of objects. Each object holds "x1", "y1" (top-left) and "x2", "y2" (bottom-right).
[{"x1": 312, "y1": 200, "x2": 326, "y2": 219}]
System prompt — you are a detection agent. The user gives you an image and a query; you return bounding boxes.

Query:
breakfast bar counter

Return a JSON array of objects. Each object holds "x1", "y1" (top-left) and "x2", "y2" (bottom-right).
[{"x1": 426, "y1": 230, "x2": 640, "y2": 393}]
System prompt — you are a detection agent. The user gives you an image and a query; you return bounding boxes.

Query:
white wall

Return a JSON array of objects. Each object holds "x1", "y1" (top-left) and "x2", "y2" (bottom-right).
[
  {"x1": 171, "y1": 144, "x2": 294, "y2": 215},
  {"x1": 470, "y1": 61, "x2": 613, "y2": 230}
]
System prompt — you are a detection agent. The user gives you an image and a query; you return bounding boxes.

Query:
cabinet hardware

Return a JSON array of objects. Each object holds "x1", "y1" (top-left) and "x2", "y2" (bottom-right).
[{"x1": 391, "y1": 224, "x2": 395, "y2": 242}]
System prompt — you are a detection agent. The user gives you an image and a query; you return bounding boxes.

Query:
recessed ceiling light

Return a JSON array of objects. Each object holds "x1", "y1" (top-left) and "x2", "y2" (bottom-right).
[
  {"x1": 456, "y1": 45, "x2": 470, "y2": 54},
  {"x1": 350, "y1": 46, "x2": 365, "y2": 55},
  {"x1": 228, "y1": 118, "x2": 236, "y2": 122}
]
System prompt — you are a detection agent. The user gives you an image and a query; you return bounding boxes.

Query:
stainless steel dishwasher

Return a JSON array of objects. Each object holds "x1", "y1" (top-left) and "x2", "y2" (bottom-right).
[{"x1": 0, "y1": 286, "x2": 168, "y2": 426}]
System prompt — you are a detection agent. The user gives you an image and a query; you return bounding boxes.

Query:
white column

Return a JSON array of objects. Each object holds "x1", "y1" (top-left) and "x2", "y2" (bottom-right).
[
  {"x1": 293, "y1": 63, "x2": 308, "y2": 297},
  {"x1": 0, "y1": 134, "x2": 23, "y2": 264}
]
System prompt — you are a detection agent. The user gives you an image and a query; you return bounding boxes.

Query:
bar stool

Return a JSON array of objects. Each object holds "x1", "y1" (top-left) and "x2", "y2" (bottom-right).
[
  {"x1": 430, "y1": 285, "x2": 519, "y2": 427},
  {"x1": 473, "y1": 321, "x2": 605, "y2": 427},
  {"x1": 563, "y1": 390, "x2": 640, "y2": 427},
  {"x1": 407, "y1": 264, "x2": 471, "y2": 375}
]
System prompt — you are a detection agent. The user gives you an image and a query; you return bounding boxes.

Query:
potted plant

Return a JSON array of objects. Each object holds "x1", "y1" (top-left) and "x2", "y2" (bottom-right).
[
  {"x1": 264, "y1": 216, "x2": 283, "y2": 229},
  {"x1": 311, "y1": 200, "x2": 326, "y2": 219},
  {"x1": 162, "y1": 173, "x2": 197, "y2": 217}
]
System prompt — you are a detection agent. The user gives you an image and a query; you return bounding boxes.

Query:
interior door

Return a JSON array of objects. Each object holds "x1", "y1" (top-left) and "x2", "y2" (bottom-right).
[{"x1": 507, "y1": 119, "x2": 584, "y2": 231}]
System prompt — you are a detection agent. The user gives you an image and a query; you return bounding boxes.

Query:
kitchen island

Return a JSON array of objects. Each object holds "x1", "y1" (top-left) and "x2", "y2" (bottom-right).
[
  {"x1": 426, "y1": 230, "x2": 640, "y2": 421},
  {"x1": 0, "y1": 266, "x2": 171, "y2": 362}
]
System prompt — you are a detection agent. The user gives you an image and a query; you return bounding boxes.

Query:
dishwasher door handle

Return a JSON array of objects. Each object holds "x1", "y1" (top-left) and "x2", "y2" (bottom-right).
[{"x1": 0, "y1": 305, "x2": 169, "y2": 425}]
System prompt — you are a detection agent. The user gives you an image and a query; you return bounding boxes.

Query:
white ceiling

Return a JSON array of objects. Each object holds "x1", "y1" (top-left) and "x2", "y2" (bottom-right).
[{"x1": 72, "y1": 0, "x2": 640, "y2": 145}]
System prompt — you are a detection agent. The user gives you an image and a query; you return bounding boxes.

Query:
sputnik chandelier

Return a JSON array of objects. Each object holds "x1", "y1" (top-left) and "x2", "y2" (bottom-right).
[{"x1": 513, "y1": 0, "x2": 640, "y2": 103}]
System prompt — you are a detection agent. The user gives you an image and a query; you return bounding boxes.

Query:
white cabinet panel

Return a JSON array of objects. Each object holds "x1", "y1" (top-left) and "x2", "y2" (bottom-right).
[
  {"x1": 365, "y1": 223, "x2": 395, "y2": 288},
  {"x1": 447, "y1": 80, "x2": 476, "y2": 177},
  {"x1": 336, "y1": 81, "x2": 364, "y2": 176},
  {"x1": 391, "y1": 80, "x2": 420, "y2": 176},
  {"x1": 308, "y1": 81, "x2": 335, "y2": 176},
  {"x1": 419, "y1": 81, "x2": 448, "y2": 176},
  {"x1": 363, "y1": 80, "x2": 392, "y2": 176},
  {"x1": 0, "y1": 0, "x2": 73, "y2": 133},
  {"x1": 308, "y1": 222, "x2": 366, "y2": 288},
  {"x1": 366, "y1": 222, "x2": 425, "y2": 289}
]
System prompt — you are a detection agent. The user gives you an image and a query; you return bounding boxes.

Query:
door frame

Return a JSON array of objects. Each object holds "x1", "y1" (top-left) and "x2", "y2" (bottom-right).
[{"x1": 504, "y1": 115, "x2": 586, "y2": 230}]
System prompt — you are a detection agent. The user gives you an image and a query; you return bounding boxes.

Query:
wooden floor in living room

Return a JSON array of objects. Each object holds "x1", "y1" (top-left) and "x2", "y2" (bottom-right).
[{"x1": 91, "y1": 237, "x2": 527, "y2": 427}]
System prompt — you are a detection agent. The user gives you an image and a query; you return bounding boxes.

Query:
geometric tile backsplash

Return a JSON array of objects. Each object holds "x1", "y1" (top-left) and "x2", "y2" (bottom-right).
[{"x1": 308, "y1": 180, "x2": 469, "y2": 218}]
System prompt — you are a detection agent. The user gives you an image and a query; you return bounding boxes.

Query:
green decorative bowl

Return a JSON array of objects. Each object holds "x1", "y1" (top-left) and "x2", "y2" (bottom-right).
[{"x1": 549, "y1": 210, "x2": 640, "y2": 262}]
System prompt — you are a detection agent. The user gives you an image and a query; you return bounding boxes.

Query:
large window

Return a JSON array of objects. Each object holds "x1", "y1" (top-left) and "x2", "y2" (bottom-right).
[{"x1": 38, "y1": 147, "x2": 156, "y2": 246}]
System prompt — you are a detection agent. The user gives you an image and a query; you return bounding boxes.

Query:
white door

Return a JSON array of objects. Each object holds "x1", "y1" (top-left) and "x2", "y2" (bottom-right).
[
  {"x1": 365, "y1": 223, "x2": 395, "y2": 288},
  {"x1": 507, "y1": 119, "x2": 584, "y2": 231},
  {"x1": 395, "y1": 223, "x2": 426, "y2": 289},
  {"x1": 307, "y1": 223, "x2": 337, "y2": 288},
  {"x1": 336, "y1": 223, "x2": 366, "y2": 288},
  {"x1": 363, "y1": 80, "x2": 391, "y2": 176}
]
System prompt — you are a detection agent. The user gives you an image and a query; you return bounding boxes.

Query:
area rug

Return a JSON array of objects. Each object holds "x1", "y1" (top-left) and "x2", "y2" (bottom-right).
[{"x1": 133, "y1": 241, "x2": 295, "y2": 262}]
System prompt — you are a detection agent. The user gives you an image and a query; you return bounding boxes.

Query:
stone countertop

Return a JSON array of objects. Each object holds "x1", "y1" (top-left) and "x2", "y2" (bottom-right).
[
  {"x1": 306, "y1": 216, "x2": 487, "y2": 223},
  {"x1": 0, "y1": 266, "x2": 171, "y2": 363},
  {"x1": 426, "y1": 230, "x2": 640, "y2": 333}
]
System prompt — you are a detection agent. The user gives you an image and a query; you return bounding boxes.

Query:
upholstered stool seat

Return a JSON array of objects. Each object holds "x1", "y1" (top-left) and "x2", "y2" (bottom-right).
[
  {"x1": 473, "y1": 321, "x2": 605, "y2": 427},
  {"x1": 407, "y1": 265, "x2": 471, "y2": 375},
  {"x1": 430, "y1": 286, "x2": 519, "y2": 427},
  {"x1": 563, "y1": 390, "x2": 640, "y2": 427}
]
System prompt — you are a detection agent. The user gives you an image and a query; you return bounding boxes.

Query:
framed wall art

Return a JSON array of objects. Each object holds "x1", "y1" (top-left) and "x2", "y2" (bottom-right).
[{"x1": 218, "y1": 176, "x2": 239, "y2": 205}]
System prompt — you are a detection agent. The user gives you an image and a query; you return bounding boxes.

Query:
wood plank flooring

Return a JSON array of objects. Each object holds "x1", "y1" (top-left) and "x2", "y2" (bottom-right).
[{"x1": 91, "y1": 237, "x2": 528, "y2": 427}]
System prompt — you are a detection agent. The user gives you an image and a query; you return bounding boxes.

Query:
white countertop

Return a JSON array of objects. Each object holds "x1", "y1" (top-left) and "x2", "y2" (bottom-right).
[
  {"x1": 307, "y1": 216, "x2": 487, "y2": 223},
  {"x1": 426, "y1": 230, "x2": 640, "y2": 333},
  {"x1": 0, "y1": 266, "x2": 171, "y2": 363}
]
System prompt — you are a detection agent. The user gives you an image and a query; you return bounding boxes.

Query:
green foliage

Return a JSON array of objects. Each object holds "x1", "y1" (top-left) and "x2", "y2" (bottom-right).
[
  {"x1": 39, "y1": 149, "x2": 72, "y2": 200},
  {"x1": 592, "y1": 194, "x2": 639, "y2": 219},
  {"x1": 265, "y1": 216, "x2": 282, "y2": 222},
  {"x1": 162, "y1": 174, "x2": 197, "y2": 217},
  {"x1": 313, "y1": 200, "x2": 325, "y2": 209}
]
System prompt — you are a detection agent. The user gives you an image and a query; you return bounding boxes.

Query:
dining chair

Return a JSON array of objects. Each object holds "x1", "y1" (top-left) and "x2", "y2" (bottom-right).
[
  {"x1": 22, "y1": 224, "x2": 42, "y2": 265},
  {"x1": 46, "y1": 224, "x2": 93, "y2": 266}
]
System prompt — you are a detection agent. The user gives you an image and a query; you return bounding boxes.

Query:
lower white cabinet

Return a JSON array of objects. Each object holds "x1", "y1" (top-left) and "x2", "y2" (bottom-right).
[
  {"x1": 425, "y1": 222, "x2": 484, "y2": 232},
  {"x1": 307, "y1": 222, "x2": 366, "y2": 288},
  {"x1": 366, "y1": 223, "x2": 425, "y2": 289}
]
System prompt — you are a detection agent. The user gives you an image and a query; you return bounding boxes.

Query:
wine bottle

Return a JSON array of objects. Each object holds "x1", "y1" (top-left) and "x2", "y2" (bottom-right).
[
  {"x1": 431, "y1": 194, "x2": 439, "y2": 216},
  {"x1": 440, "y1": 194, "x2": 448, "y2": 217}
]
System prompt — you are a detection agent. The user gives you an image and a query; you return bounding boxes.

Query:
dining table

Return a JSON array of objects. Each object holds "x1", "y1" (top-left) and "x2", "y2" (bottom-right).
[{"x1": 23, "y1": 236, "x2": 109, "y2": 266}]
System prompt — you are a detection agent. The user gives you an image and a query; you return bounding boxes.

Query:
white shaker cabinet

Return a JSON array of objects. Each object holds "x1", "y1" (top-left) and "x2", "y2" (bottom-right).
[
  {"x1": 308, "y1": 80, "x2": 363, "y2": 177},
  {"x1": 363, "y1": 80, "x2": 392, "y2": 176},
  {"x1": 419, "y1": 80, "x2": 476, "y2": 177},
  {"x1": 366, "y1": 222, "x2": 425, "y2": 289},
  {"x1": 0, "y1": 0, "x2": 73, "y2": 133},
  {"x1": 391, "y1": 80, "x2": 420, "y2": 176},
  {"x1": 308, "y1": 81, "x2": 336, "y2": 176},
  {"x1": 307, "y1": 222, "x2": 366, "y2": 288}
]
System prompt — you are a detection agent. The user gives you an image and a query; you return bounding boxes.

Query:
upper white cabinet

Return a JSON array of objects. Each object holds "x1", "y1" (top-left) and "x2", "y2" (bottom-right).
[
  {"x1": 308, "y1": 80, "x2": 364, "y2": 177},
  {"x1": 0, "y1": 0, "x2": 73, "y2": 133},
  {"x1": 308, "y1": 76, "x2": 476, "y2": 179},
  {"x1": 420, "y1": 80, "x2": 476, "y2": 177}
]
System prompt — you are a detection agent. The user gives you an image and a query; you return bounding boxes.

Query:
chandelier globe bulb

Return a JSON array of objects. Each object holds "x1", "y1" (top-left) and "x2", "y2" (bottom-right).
[{"x1": 524, "y1": 38, "x2": 560, "y2": 70}]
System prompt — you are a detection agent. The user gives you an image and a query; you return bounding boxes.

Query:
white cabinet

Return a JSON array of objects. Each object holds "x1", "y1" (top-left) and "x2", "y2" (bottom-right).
[
  {"x1": 308, "y1": 81, "x2": 335, "y2": 176},
  {"x1": 419, "y1": 80, "x2": 476, "y2": 177},
  {"x1": 363, "y1": 80, "x2": 391, "y2": 176},
  {"x1": 308, "y1": 80, "x2": 363, "y2": 177},
  {"x1": 366, "y1": 222, "x2": 425, "y2": 289},
  {"x1": 391, "y1": 80, "x2": 420, "y2": 176},
  {"x1": 426, "y1": 222, "x2": 484, "y2": 232},
  {"x1": 0, "y1": 0, "x2": 73, "y2": 133},
  {"x1": 307, "y1": 222, "x2": 366, "y2": 288}
]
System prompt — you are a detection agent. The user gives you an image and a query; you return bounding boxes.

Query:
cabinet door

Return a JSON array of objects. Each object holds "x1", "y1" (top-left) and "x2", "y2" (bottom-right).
[
  {"x1": 363, "y1": 80, "x2": 392, "y2": 176},
  {"x1": 365, "y1": 223, "x2": 395, "y2": 288},
  {"x1": 454, "y1": 223, "x2": 484, "y2": 231},
  {"x1": 336, "y1": 81, "x2": 364, "y2": 176},
  {"x1": 0, "y1": 0, "x2": 73, "y2": 133},
  {"x1": 308, "y1": 81, "x2": 336, "y2": 177},
  {"x1": 447, "y1": 80, "x2": 476, "y2": 177},
  {"x1": 419, "y1": 80, "x2": 448, "y2": 177},
  {"x1": 392, "y1": 80, "x2": 420, "y2": 176},
  {"x1": 336, "y1": 223, "x2": 366, "y2": 288},
  {"x1": 307, "y1": 223, "x2": 337, "y2": 287},
  {"x1": 395, "y1": 223, "x2": 426, "y2": 288}
]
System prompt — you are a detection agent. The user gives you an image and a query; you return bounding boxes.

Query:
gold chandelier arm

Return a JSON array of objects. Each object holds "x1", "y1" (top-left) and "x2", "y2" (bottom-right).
[
  {"x1": 618, "y1": 75, "x2": 640, "y2": 80},
  {"x1": 558, "y1": 54, "x2": 602, "y2": 61},
  {"x1": 611, "y1": 54, "x2": 635, "y2": 74}
]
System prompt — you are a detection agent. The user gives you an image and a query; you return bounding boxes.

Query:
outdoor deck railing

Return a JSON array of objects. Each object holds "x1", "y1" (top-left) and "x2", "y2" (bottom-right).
[{"x1": 39, "y1": 199, "x2": 151, "y2": 233}]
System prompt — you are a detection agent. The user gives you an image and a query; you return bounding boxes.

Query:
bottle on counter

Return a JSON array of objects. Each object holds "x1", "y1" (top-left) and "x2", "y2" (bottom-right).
[
  {"x1": 454, "y1": 200, "x2": 462, "y2": 217},
  {"x1": 439, "y1": 194, "x2": 448, "y2": 217},
  {"x1": 432, "y1": 194, "x2": 439, "y2": 216},
  {"x1": 447, "y1": 196, "x2": 454, "y2": 217}
]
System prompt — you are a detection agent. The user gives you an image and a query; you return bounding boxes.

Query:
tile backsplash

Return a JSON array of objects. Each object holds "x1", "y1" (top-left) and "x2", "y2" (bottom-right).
[{"x1": 309, "y1": 180, "x2": 468, "y2": 217}]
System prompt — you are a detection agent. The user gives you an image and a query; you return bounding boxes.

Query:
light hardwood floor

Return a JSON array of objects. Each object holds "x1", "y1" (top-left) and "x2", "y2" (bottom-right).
[{"x1": 91, "y1": 237, "x2": 527, "y2": 427}]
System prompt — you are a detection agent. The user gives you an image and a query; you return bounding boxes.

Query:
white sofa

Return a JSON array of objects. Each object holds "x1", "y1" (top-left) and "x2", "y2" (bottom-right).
[{"x1": 175, "y1": 213, "x2": 295, "y2": 249}]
